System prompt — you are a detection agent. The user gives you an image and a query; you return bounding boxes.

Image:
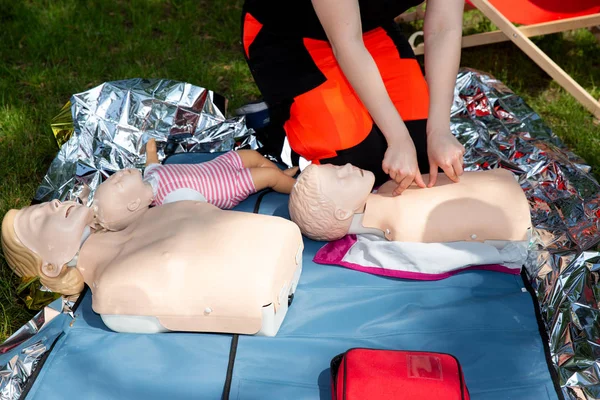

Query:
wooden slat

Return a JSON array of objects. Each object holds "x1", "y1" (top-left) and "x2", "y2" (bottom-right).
[
  {"x1": 410, "y1": 14, "x2": 600, "y2": 55},
  {"x1": 469, "y1": 0, "x2": 600, "y2": 118},
  {"x1": 400, "y1": 3, "x2": 600, "y2": 118}
]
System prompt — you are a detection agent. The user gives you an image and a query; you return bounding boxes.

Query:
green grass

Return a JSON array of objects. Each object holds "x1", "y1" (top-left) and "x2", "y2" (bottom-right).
[{"x1": 0, "y1": 1, "x2": 599, "y2": 343}]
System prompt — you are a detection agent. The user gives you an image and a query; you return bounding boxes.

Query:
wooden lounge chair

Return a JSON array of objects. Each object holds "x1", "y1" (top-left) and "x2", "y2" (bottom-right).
[{"x1": 396, "y1": 0, "x2": 600, "y2": 119}]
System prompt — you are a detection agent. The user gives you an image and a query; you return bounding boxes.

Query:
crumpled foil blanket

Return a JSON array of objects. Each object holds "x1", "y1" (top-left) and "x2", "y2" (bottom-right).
[
  {"x1": 0, "y1": 298, "x2": 74, "y2": 400},
  {"x1": 452, "y1": 69, "x2": 600, "y2": 400},
  {"x1": 2, "y1": 70, "x2": 600, "y2": 399},
  {"x1": 35, "y1": 78, "x2": 259, "y2": 204}
]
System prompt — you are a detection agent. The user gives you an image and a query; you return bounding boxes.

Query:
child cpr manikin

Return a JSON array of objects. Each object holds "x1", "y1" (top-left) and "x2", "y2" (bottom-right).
[
  {"x1": 288, "y1": 164, "x2": 531, "y2": 243},
  {"x1": 1, "y1": 199, "x2": 303, "y2": 336},
  {"x1": 92, "y1": 138, "x2": 298, "y2": 231}
]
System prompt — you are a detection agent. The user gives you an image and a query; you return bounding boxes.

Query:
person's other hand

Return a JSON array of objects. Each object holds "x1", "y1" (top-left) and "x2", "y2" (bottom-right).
[
  {"x1": 427, "y1": 128, "x2": 465, "y2": 187},
  {"x1": 382, "y1": 136, "x2": 426, "y2": 196}
]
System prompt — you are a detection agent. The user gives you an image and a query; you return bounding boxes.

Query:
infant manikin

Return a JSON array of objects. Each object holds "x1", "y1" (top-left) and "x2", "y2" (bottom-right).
[
  {"x1": 93, "y1": 139, "x2": 297, "y2": 231},
  {"x1": 288, "y1": 164, "x2": 531, "y2": 243}
]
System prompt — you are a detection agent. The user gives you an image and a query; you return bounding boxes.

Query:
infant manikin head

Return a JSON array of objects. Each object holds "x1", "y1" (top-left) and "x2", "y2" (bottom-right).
[
  {"x1": 93, "y1": 168, "x2": 154, "y2": 231},
  {"x1": 288, "y1": 163, "x2": 375, "y2": 241},
  {"x1": 1, "y1": 201, "x2": 90, "y2": 295}
]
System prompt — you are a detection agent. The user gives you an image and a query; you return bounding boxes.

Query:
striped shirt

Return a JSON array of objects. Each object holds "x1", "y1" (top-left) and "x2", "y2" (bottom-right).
[{"x1": 144, "y1": 151, "x2": 256, "y2": 209}]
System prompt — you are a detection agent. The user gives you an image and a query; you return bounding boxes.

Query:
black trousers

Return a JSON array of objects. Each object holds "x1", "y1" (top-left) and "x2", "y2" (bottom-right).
[{"x1": 321, "y1": 120, "x2": 429, "y2": 187}]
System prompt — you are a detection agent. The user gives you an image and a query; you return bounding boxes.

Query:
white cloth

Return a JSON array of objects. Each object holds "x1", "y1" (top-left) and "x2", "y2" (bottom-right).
[{"x1": 343, "y1": 234, "x2": 528, "y2": 274}]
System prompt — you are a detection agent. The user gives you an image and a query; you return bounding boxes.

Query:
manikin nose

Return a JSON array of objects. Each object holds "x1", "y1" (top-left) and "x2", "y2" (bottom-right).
[{"x1": 51, "y1": 199, "x2": 61, "y2": 209}]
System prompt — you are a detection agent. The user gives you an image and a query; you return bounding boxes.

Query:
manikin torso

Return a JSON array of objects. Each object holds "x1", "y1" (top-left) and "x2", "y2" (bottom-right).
[
  {"x1": 75, "y1": 200, "x2": 303, "y2": 334},
  {"x1": 356, "y1": 169, "x2": 531, "y2": 243}
]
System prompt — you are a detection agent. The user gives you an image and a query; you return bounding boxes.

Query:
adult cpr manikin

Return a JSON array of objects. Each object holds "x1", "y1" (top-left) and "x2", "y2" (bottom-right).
[
  {"x1": 288, "y1": 164, "x2": 531, "y2": 243},
  {"x1": 1, "y1": 200, "x2": 303, "y2": 336}
]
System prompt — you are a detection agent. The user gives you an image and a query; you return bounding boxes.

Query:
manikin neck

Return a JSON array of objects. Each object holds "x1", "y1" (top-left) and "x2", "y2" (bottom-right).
[
  {"x1": 104, "y1": 205, "x2": 150, "y2": 232},
  {"x1": 66, "y1": 225, "x2": 92, "y2": 268},
  {"x1": 348, "y1": 192, "x2": 393, "y2": 239},
  {"x1": 346, "y1": 194, "x2": 385, "y2": 238},
  {"x1": 348, "y1": 213, "x2": 385, "y2": 238}
]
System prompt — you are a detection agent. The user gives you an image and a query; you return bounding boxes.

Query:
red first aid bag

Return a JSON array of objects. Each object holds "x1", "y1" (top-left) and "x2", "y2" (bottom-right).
[{"x1": 330, "y1": 348, "x2": 470, "y2": 400}]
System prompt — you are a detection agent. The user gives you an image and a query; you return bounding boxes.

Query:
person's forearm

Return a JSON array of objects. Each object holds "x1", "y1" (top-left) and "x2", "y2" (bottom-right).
[
  {"x1": 423, "y1": 2, "x2": 463, "y2": 134},
  {"x1": 333, "y1": 41, "x2": 411, "y2": 145}
]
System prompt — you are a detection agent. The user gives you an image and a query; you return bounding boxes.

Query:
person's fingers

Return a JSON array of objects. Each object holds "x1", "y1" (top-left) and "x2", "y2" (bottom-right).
[
  {"x1": 382, "y1": 163, "x2": 389, "y2": 175},
  {"x1": 427, "y1": 164, "x2": 438, "y2": 188},
  {"x1": 443, "y1": 164, "x2": 459, "y2": 183},
  {"x1": 414, "y1": 170, "x2": 426, "y2": 188},
  {"x1": 393, "y1": 174, "x2": 414, "y2": 196},
  {"x1": 394, "y1": 169, "x2": 409, "y2": 185},
  {"x1": 400, "y1": 174, "x2": 414, "y2": 192},
  {"x1": 389, "y1": 169, "x2": 398, "y2": 183},
  {"x1": 453, "y1": 159, "x2": 464, "y2": 177}
]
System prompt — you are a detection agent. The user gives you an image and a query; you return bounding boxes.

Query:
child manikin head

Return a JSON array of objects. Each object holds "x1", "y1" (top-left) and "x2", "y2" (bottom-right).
[
  {"x1": 93, "y1": 169, "x2": 154, "y2": 231},
  {"x1": 288, "y1": 163, "x2": 375, "y2": 241}
]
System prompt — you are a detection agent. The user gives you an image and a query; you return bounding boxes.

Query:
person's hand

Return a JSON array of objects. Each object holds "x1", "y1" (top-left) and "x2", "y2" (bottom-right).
[
  {"x1": 426, "y1": 128, "x2": 465, "y2": 187},
  {"x1": 382, "y1": 136, "x2": 426, "y2": 196}
]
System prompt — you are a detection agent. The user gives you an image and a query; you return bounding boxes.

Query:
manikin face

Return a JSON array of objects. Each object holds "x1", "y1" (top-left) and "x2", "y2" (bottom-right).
[
  {"x1": 14, "y1": 200, "x2": 93, "y2": 277},
  {"x1": 318, "y1": 164, "x2": 375, "y2": 217},
  {"x1": 99, "y1": 168, "x2": 147, "y2": 196},
  {"x1": 93, "y1": 168, "x2": 153, "y2": 229}
]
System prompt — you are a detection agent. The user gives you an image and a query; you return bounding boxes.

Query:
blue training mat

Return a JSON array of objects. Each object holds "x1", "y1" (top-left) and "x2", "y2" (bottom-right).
[{"x1": 23, "y1": 153, "x2": 558, "y2": 399}]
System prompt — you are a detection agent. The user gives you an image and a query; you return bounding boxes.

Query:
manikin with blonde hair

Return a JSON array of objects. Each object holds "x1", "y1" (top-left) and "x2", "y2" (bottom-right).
[
  {"x1": 288, "y1": 164, "x2": 531, "y2": 243},
  {"x1": 1, "y1": 207, "x2": 85, "y2": 295},
  {"x1": 1, "y1": 198, "x2": 304, "y2": 336}
]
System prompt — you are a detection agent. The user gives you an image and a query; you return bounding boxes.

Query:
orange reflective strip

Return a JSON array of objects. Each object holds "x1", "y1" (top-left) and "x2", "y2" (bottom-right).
[
  {"x1": 284, "y1": 38, "x2": 372, "y2": 161},
  {"x1": 284, "y1": 28, "x2": 429, "y2": 162},
  {"x1": 242, "y1": 13, "x2": 263, "y2": 58},
  {"x1": 363, "y1": 28, "x2": 429, "y2": 122}
]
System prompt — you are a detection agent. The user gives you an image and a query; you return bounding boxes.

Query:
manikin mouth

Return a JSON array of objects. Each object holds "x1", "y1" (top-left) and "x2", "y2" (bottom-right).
[
  {"x1": 360, "y1": 169, "x2": 364, "y2": 177},
  {"x1": 65, "y1": 205, "x2": 75, "y2": 218}
]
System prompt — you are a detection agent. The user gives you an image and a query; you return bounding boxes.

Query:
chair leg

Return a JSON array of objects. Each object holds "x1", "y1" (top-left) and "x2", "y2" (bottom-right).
[
  {"x1": 469, "y1": 0, "x2": 600, "y2": 119},
  {"x1": 591, "y1": 26, "x2": 600, "y2": 42}
]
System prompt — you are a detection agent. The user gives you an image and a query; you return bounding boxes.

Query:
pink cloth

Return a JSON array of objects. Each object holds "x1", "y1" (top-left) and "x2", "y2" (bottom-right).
[
  {"x1": 314, "y1": 235, "x2": 521, "y2": 281},
  {"x1": 145, "y1": 151, "x2": 256, "y2": 209}
]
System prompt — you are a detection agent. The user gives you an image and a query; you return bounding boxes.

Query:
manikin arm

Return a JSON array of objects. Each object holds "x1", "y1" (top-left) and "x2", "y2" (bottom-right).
[
  {"x1": 142, "y1": 138, "x2": 207, "y2": 204},
  {"x1": 249, "y1": 168, "x2": 296, "y2": 194},
  {"x1": 145, "y1": 138, "x2": 160, "y2": 166},
  {"x1": 236, "y1": 150, "x2": 298, "y2": 194}
]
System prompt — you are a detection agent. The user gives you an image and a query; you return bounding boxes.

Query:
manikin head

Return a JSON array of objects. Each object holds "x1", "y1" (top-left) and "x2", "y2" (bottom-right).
[
  {"x1": 288, "y1": 163, "x2": 375, "y2": 241},
  {"x1": 1, "y1": 201, "x2": 92, "y2": 295},
  {"x1": 93, "y1": 168, "x2": 154, "y2": 231}
]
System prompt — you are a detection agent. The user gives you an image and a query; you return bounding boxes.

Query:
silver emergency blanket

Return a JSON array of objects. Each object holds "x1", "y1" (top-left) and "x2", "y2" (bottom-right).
[
  {"x1": 34, "y1": 78, "x2": 258, "y2": 203},
  {"x1": 453, "y1": 68, "x2": 600, "y2": 400},
  {"x1": 3, "y1": 69, "x2": 600, "y2": 399},
  {"x1": 0, "y1": 298, "x2": 74, "y2": 400}
]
